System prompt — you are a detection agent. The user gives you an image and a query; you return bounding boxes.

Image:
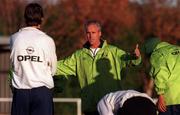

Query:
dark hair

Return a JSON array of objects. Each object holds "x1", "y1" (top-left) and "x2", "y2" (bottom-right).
[
  {"x1": 24, "y1": 3, "x2": 44, "y2": 26},
  {"x1": 117, "y1": 96, "x2": 157, "y2": 115},
  {"x1": 84, "y1": 20, "x2": 101, "y2": 33}
]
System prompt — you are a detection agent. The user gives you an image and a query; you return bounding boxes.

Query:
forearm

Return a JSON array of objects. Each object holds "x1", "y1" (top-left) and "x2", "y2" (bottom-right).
[{"x1": 55, "y1": 60, "x2": 76, "y2": 76}]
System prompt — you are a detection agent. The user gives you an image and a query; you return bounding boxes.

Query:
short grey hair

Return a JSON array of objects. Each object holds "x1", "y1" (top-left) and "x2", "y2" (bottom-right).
[{"x1": 84, "y1": 20, "x2": 102, "y2": 32}]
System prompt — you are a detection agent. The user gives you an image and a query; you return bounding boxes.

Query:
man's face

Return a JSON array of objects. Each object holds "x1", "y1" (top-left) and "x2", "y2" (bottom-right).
[{"x1": 86, "y1": 24, "x2": 101, "y2": 47}]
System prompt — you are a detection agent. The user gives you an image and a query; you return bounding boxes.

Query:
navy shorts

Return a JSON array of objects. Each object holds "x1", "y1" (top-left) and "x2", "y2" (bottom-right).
[
  {"x1": 159, "y1": 105, "x2": 180, "y2": 115},
  {"x1": 11, "y1": 86, "x2": 54, "y2": 115}
]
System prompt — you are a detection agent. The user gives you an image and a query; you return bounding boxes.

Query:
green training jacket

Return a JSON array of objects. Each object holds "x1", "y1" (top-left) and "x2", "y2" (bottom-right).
[
  {"x1": 56, "y1": 40, "x2": 141, "y2": 112},
  {"x1": 149, "y1": 42, "x2": 180, "y2": 105}
]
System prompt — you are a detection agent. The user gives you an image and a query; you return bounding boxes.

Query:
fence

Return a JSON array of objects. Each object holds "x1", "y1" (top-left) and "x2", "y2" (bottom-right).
[
  {"x1": 0, "y1": 98, "x2": 82, "y2": 115},
  {"x1": 0, "y1": 37, "x2": 11, "y2": 115}
]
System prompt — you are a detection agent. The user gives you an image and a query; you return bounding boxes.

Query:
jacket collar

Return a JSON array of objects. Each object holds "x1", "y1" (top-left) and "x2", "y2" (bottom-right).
[
  {"x1": 19, "y1": 27, "x2": 45, "y2": 35},
  {"x1": 83, "y1": 39, "x2": 107, "y2": 49}
]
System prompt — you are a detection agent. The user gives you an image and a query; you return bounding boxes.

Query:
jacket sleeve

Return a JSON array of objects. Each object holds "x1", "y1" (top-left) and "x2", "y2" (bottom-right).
[
  {"x1": 130, "y1": 54, "x2": 141, "y2": 66},
  {"x1": 56, "y1": 52, "x2": 77, "y2": 77},
  {"x1": 149, "y1": 53, "x2": 170, "y2": 95},
  {"x1": 116, "y1": 48, "x2": 141, "y2": 67}
]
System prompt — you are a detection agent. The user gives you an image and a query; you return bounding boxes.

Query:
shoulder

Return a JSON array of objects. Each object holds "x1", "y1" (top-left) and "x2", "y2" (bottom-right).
[
  {"x1": 10, "y1": 30, "x2": 22, "y2": 40},
  {"x1": 151, "y1": 50, "x2": 163, "y2": 60},
  {"x1": 37, "y1": 31, "x2": 55, "y2": 46},
  {"x1": 10, "y1": 30, "x2": 23, "y2": 45},
  {"x1": 44, "y1": 34, "x2": 55, "y2": 44},
  {"x1": 73, "y1": 48, "x2": 85, "y2": 56},
  {"x1": 105, "y1": 44, "x2": 126, "y2": 54},
  {"x1": 150, "y1": 50, "x2": 165, "y2": 67},
  {"x1": 152, "y1": 42, "x2": 177, "y2": 58}
]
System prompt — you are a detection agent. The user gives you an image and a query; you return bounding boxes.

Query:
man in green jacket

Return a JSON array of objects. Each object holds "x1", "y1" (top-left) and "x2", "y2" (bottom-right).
[
  {"x1": 56, "y1": 20, "x2": 141, "y2": 115},
  {"x1": 144, "y1": 37, "x2": 180, "y2": 115}
]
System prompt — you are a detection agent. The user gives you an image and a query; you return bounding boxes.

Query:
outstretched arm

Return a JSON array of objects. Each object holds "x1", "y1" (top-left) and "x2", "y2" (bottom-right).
[{"x1": 55, "y1": 53, "x2": 77, "y2": 77}]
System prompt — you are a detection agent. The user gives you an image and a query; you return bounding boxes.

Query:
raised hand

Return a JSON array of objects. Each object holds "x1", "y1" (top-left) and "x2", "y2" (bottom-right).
[
  {"x1": 134, "y1": 44, "x2": 141, "y2": 58},
  {"x1": 157, "y1": 95, "x2": 167, "y2": 112}
]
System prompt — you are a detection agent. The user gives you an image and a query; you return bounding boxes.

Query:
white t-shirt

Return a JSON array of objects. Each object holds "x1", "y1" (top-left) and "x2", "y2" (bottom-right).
[
  {"x1": 10, "y1": 27, "x2": 57, "y2": 89},
  {"x1": 97, "y1": 90, "x2": 154, "y2": 115},
  {"x1": 90, "y1": 48, "x2": 100, "y2": 57}
]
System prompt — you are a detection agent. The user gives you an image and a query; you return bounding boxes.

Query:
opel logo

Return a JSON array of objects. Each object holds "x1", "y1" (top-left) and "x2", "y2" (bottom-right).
[{"x1": 26, "y1": 47, "x2": 35, "y2": 54}]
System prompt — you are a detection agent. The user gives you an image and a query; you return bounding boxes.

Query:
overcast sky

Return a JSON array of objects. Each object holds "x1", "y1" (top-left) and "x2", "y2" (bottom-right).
[
  {"x1": 129, "y1": 0, "x2": 178, "y2": 7},
  {"x1": 25, "y1": 0, "x2": 58, "y2": 4},
  {"x1": 25, "y1": 0, "x2": 178, "y2": 7}
]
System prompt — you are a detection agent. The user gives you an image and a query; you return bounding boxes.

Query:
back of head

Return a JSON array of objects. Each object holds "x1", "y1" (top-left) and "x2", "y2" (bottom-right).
[
  {"x1": 117, "y1": 96, "x2": 157, "y2": 115},
  {"x1": 143, "y1": 35, "x2": 161, "y2": 56},
  {"x1": 24, "y1": 3, "x2": 44, "y2": 26}
]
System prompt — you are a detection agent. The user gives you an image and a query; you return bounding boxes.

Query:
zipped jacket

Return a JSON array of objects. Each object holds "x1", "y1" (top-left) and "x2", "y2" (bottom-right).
[
  {"x1": 56, "y1": 40, "x2": 141, "y2": 112},
  {"x1": 149, "y1": 42, "x2": 180, "y2": 105}
]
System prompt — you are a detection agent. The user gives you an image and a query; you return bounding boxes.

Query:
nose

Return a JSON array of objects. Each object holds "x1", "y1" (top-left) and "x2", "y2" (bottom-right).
[{"x1": 88, "y1": 33, "x2": 92, "y2": 38}]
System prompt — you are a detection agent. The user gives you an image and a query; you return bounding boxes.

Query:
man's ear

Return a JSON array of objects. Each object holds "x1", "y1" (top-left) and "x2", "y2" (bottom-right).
[
  {"x1": 41, "y1": 17, "x2": 44, "y2": 22},
  {"x1": 99, "y1": 31, "x2": 102, "y2": 37}
]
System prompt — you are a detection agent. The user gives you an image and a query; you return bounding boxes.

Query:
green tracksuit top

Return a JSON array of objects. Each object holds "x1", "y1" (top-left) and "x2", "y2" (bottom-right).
[
  {"x1": 56, "y1": 40, "x2": 141, "y2": 112},
  {"x1": 149, "y1": 42, "x2": 180, "y2": 105}
]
